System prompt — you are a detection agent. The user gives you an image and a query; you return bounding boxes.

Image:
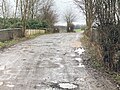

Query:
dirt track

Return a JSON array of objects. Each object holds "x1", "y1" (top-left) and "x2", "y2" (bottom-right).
[{"x1": 0, "y1": 33, "x2": 117, "y2": 90}]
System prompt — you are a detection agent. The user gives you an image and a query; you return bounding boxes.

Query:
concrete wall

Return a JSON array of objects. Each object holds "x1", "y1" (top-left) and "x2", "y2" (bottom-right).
[{"x1": 0, "y1": 28, "x2": 23, "y2": 42}]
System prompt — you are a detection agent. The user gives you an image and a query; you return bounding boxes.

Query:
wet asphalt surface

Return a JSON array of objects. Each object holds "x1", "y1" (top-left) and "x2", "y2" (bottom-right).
[{"x1": 0, "y1": 33, "x2": 117, "y2": 90}]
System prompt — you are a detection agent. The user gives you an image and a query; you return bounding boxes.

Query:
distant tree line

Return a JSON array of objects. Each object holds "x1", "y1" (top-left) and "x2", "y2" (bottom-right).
[
  {"x1": 74, "y1": 24, "x2": 86, "y2": 30},
  {"x1": 74, "y1": 0, "x2": 120, "y2": 72}
]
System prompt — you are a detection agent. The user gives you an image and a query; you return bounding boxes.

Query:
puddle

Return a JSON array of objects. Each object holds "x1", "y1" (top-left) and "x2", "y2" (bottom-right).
[
  {"x1": 74, "y1": 48, "x2": 85, "y2": 55},
  {"x1": 75, "y1": 58, "x2": 82, "y2": 62},
  {"x1": 6, "y1": 84, "x2": 15, "y2": 88},
  {"x1": 58, "y1": 63, "x2": 64, "y2": 68},
  {"x1": 56, "y1": 58, "x2": 63, "y2": 61},
  {"x1": 4, "y1": 70, "x2": 12, "y2": 74},
  {"x1": 48, "y1": 82, "x2": 79, "y2": 90},
  {"x1": 74, "y1": 58, "x2": 85, "y2": 67},
  {"x1": 79, "y1": 78, "x2": 85, "y2": 82},
  {"x1": 0, "y1": 82, "x2": 3, "y2": 86},
  {"x1": 58, "y1": 82, "x2": 78, "y2": 89},
  {"x1": 0, "y1": 66, "x2": 5, "y2": 70},
  {"x1": 78, "y1": 63, "x2": 85, "y2": 68},
  {"x1": 70, "y1": 53, "x2": 76, "y2": 57}
]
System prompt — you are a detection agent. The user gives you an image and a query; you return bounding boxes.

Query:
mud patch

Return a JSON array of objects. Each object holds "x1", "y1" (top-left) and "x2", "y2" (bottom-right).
[{"x1": 46, "y1": 41, "x2": 53, "y2": 43}]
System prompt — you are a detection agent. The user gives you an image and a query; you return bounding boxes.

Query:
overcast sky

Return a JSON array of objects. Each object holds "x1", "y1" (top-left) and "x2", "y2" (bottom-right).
[
  {"x1": 54, "y1": 0, "x2": 86, "y2": 25},
  {"x1": 10, "y1": 0, "x2": 85, "y2": 25}
]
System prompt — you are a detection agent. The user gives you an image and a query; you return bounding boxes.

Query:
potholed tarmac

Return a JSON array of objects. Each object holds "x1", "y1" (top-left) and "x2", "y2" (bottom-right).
[{"x1": 0, "y1": 33, "x2": 117, "y2": 90}]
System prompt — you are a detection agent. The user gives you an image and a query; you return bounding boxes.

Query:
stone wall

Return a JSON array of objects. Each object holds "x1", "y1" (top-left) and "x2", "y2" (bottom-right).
[{"x1": 0, "y1": 28, "x2": 23, "y2": 42}]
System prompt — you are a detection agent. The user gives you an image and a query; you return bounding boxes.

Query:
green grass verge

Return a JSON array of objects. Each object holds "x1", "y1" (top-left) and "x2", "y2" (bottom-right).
[{"x1": 74, "y1": 29, "x2": 84, "y2": 32}]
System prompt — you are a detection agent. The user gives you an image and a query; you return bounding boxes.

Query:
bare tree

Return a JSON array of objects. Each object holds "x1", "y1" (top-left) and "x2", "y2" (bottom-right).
[
  {"x1": 0, "y1": 0, "x2": 58, "y2": 33},
  {"x1": 0, "y1": 0, "x2": 10, "y2": 28},
  {"x1": 1, "y1": 0, "x2": 7, "y2": 28},
  {"x1": 74, "y1": 0, "x2": 85, "y2": 14},
  {"x1": 14, "y1": 0, "x2": 19, "y2": 18},
  {"x1": 27, "y1": 0, "x2": 44, "y2": 19},
  {"x1": 18, "y1": 0, "x2": 29, "y2": 36},
  {"x1": 63, "y1": 9, "x2": 76, "y2": 32},
  {"x1": 40, "y1": 0, "x2": 58, "y2": 31},
  {"x1": 18, "y1": 0, "x2": 43, "y2": 35},
  {"x1": 74, "y1": 0, "x2": 120, "y2": 72},
  {"x1": 74, "y1": 0, "x2": 95, "y2": 37}
]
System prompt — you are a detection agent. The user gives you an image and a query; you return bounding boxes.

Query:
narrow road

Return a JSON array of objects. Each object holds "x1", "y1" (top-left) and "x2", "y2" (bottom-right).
[{"x1": 0, "y1": 33, "x2": 117, "y2": 90}]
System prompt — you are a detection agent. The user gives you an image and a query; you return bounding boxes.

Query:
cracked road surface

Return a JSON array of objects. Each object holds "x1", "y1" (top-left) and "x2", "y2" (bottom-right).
[{"x1": 0, "y1": 33, "x2": 117, "y2": 90}]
